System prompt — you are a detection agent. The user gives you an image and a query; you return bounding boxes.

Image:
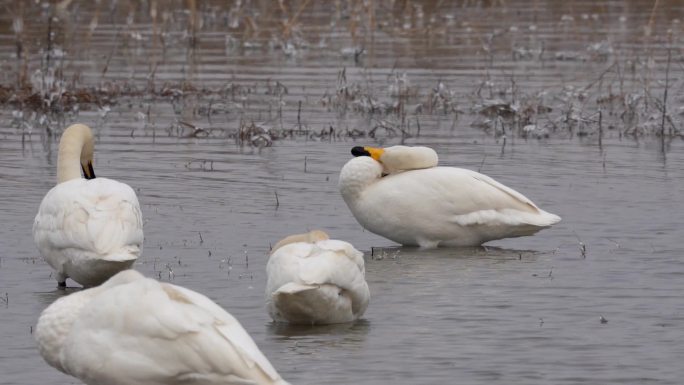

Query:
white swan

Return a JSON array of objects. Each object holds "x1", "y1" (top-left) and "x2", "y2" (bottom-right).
[
  {"x1": 33, "y1": 124, "x2": 143, "y2": 287},
  {"x1": 340, "y1": 145, "x2": 561, "y2": 248},
  {"x1": 266, "y1": 230, "x2": 370, "y2": 324},
  {"x1": 35, "y1": 269, "x2": 291, "y2": 385}
]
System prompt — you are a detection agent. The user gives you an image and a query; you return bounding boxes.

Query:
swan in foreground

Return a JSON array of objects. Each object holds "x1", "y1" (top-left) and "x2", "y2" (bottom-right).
[
  {"x1": 266, "y1": 230, "x2": 370, "y2": 324},
  {"x1": 340, "y1": 145, "x2": 561, "y2": 248},
  {"x1": 35, "y1": 269, "x2": 291, "y2": 385},
  {"x1": 33, "y1": 123, "x2": 143, "y2": 287}
]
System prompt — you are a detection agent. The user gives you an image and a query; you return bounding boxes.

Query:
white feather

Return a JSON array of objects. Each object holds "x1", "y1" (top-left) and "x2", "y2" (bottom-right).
[
  {"x1": 339, "y1": 148, "x2": 561, "y2": 248},
  {"x1": 266, "y1": 233, "x2": 370, "y2": 324},
  {"x1": 380, "y1": 145, "x2": 438, "y2": 174},
  {"x1": 33, "y1": 124, "x2": 143, "y2": 287},
  {"x1": 35, "y1": 270, "x2": 290, "y2": 385}
]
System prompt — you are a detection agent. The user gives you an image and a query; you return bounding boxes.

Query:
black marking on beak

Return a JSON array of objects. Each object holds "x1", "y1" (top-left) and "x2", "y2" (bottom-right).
[
  {"x1": 82, "y1": 162, "x2": 96, "y2": 180},
  {"x1": 351, "y1": 146, "x2": 370, "y2": 157}
]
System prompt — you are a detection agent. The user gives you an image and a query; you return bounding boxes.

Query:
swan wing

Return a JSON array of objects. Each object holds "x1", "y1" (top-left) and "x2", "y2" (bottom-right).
[
  {"x1": 455, "y1": 168, "x2": 561, "y2": 226},
  {"x1": 461, "y1": 168, "x2": 539, "y2": 210},
  {"x1": 301, "y1": 251, "x2": 370, "y2": 316},
  {"x1": 269, "y1": 242, "x2": 365, "y2": 288},
  {"x1": 343, "y1": 154, "x2": 560, "y2": 246},
  {"x1": 266, "y1": 242, "x2": 314, "y2": 294},
  {"x1": 33, "y1": 178, "x2": 143, "y2": 262},
  {"x1": 268, "y1": 241, "x2": 367, "y2": 294},
  {"x1": 418, "y1": 167, "x2": 541, "y2": 215},
  {"x1": 314, "y1": 239, "x2": 365, "y2": 272},
  {"x1": 364, "y1": 167, "x2": 555, "y2": 227},
  {"x1": 62, "y1": 278, "x2": 284, "y2": 385},
  {"x1": 169, "y1": 284, "x2": 283, "y2": 382}
]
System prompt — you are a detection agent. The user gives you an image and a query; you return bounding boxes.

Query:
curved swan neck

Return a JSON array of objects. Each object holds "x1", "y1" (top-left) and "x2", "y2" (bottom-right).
[
  {"x1": 57, "y1": 124, "x2": 95, "y2": 184},
  {"x1": 338, "y1": 157, "x2": 383, "y2": 201}
]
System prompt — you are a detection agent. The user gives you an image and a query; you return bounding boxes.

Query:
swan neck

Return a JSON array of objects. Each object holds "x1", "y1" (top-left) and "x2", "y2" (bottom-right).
[
  {"x1": 338, "y1": 158, "x2": 382, "y2": 201},
  {"x1": 57, "y1": 124, "x2": 94, "y2": 184},
  {"x1": 339, "y1": 179, "x2": 364, "y2": 201}
]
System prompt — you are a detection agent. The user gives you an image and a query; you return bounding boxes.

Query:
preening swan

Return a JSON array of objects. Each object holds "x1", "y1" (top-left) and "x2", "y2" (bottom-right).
[
  {"x1": 266, "y1": 230, "x2": 370, "y2": 324},
  {"x1": 35, "y1": 270, "x2": 291, "y2": 385},
  {"x1": 33, "y1": 124, "x2": 143, "y2": 287},
  {"x1": 340, "y1": 145, "x2": 561, "y2": 248}
]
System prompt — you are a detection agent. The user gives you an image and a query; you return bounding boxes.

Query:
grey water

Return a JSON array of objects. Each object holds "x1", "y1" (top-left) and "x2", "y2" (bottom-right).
[{"x1": 1, "y1": 1, "x2": 684, "y2": 384}]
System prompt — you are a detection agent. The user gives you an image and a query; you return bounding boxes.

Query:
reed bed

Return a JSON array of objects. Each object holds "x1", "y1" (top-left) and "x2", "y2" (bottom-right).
[{"x1": 1, "y1": 0, "x2": 682, "y2": 144}]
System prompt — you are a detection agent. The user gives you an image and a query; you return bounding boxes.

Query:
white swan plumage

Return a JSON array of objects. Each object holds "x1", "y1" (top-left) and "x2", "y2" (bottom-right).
[
  {"x1": 35, "y1": 269, "x2": 291, "y2": 385},
  {"x1": 340, "y1": 145, "x2": 561, "y2": 248},
  {"x1": 33, "y1": 123, "x2": 143, "y2": 287},
  {"x1": 266, "y1": 230, "x2": 370, "y2": 324}
]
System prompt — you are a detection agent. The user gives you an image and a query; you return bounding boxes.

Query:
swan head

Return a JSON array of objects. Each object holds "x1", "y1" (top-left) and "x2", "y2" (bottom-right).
[
  {"x1": 351, "y1": 146, "x2": 385, "y2": 161},
  {"x1": 271, "y1": 230, "x2": 330, "y2": 254},
  {"x1": 57, "y1": 124, "x2": 96, "y2": 184},
  {"x1": 339, "y1": 156, "x2": 383, "y2": 201},
  {"x1": 351, "y1": 145, "x2": 438, "y2": 174}
]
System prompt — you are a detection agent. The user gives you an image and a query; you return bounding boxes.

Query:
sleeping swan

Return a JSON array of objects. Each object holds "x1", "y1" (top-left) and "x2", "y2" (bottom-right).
[
  {"x1": 35, "y1": 270, "x2": 291, "y2": 385},
  {"x1": 33, "y1": 123, "x2": 143, "y2": 287},
  {"x1": 339, "y1": 145, "x2": 561, "y2": 248},
  {"x1": 266, "y1": 230, "x2": 370, "y2": 324}
]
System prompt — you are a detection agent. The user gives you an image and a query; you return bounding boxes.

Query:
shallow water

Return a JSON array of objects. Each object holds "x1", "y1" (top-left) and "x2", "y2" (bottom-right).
[
  {"x1": 2, "y1": 1, "x2": 684, "y2": 385},
  {"x1": 3, "y1": 132, "x2": 683, "y2": 384}
]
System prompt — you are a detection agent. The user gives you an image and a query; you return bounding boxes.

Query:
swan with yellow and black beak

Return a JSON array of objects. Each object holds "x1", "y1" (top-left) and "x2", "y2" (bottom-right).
[{"x1": 339, "y1": 145, "x2": 561, "y2": 248}]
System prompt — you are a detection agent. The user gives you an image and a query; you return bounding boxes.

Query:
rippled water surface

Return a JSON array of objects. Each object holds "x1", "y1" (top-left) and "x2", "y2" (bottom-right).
[{"x1": 1, "y1": 1, "x2": 684, "y2": 384}]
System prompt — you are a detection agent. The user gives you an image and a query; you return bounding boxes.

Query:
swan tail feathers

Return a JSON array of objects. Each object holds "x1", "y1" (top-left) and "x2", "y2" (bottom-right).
[{"x1": 531, "y1": 210, "x2": 561, "y2": 227}]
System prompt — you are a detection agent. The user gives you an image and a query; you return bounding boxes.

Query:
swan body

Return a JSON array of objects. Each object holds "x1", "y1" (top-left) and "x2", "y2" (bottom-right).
[
  {"x1": 33, "y1": 124, "x2": 143, "y2": 287},
  {"x1": 340, "y1": 146, "x2": 561, "y2": 248},
  {"x1": 266, "y1": 230, "x2": 370, "y2": 324},
  {"x1": 35, "y1": 270, "x2": 291, "y2": 385}
]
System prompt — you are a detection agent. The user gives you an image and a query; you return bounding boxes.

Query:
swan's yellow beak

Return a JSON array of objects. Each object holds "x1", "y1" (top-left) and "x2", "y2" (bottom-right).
[
  {"x1": 81, "y1": 161, "x2": 96, "y2": 180},
  {"x1": 351, "y1": 146, "x2": 385, "y2": 161}
]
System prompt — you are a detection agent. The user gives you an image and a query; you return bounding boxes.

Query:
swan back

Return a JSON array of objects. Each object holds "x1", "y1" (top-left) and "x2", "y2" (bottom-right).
[
  {"x1": 266, "y1": 235, "x2": 370, "y2": 324},
  {"x1": 36, "y1": 270, "x2": 289, "y2": 385},
  {"x1": 57, "y1": 124, "x2": 95, "y2": 183},
  {"x1": 271, "y1": 230, "x2": 329, "y2": 254},
  {"x1": 33, "y1": 177, "x2": 144, "y2": 287}
]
